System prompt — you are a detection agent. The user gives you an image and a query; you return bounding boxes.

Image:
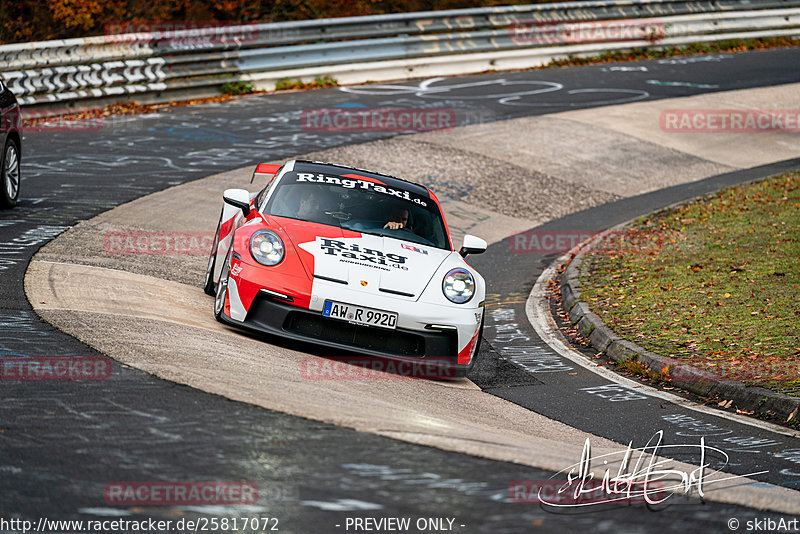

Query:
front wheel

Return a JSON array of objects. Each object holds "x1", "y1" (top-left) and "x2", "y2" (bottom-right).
[
  {"x1": 203, "y1": 210, "x2": 223, "y2": 295},
  {"x1": 0, "y1": 139, "x2": 20, "y2": 209},
  {"x1": 214, "y1": 246, "x2": 232, "y2": 321},
  {"x1": 472, "y1": 314, "x2": 485, "y2": 360}
]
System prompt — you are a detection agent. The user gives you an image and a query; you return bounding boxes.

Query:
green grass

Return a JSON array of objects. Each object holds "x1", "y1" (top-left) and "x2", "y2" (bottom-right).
[
  {"x1": 221, "y1": 81, "x2": 255, "y2": 95},
  {"x1": 580, "y1": 173, "x2": 800, "y2": 396},
  {"x1": 274, "y1": 76, "x2": 338, "y2": 91}
]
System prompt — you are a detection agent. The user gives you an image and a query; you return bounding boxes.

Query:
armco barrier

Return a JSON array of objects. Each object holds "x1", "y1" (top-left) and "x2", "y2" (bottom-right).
[{"x1": 2, "y1": 0, "x2": 799, "y2": 112}]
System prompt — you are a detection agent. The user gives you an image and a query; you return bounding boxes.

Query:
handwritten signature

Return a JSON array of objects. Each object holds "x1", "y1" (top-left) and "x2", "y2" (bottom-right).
[{"x1": 536, "y1": 430, "x2": 767, "y2": 507}]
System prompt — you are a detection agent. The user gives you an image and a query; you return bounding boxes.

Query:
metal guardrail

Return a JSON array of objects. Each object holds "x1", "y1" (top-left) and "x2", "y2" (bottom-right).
[{"x1": 1, "y1": 0, "x2": 799, "y2": 109}]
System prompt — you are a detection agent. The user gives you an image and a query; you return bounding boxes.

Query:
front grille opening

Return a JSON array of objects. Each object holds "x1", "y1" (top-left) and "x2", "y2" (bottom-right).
[
  {"x1": 285, "y1": 312, "x2": 427, "y2": 356},
  {"x1": 379, "y1": 287, "x2": 415, "y2": 297}
]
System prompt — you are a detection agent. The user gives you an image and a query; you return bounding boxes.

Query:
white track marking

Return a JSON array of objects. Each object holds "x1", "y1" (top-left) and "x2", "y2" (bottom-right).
[
  {"x1": 500, "y1": 88, "x2": 650, "y2": 106},
  {"x1": 340, "y1": 76, "x2": 562, "y2": 99}
]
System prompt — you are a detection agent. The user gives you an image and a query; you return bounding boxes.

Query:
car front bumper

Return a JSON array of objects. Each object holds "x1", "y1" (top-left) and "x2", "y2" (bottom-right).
[{"x1": 219, "y1": 291, "x2": 476, "y2": 378}]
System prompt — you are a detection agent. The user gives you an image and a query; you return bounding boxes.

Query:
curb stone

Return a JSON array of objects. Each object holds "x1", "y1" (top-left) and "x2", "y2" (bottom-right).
[{"x1": 558, "y1": 231, "x2": 800, "y2": 424}]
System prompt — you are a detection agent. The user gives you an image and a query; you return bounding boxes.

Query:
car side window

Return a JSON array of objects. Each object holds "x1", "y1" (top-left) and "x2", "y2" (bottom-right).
[
  {"x1": 255, "y1": 166, "x2": 283, "y2": 210},
  {"x1": 255, "y1": 185, "x2": 269, "y2": 210}
]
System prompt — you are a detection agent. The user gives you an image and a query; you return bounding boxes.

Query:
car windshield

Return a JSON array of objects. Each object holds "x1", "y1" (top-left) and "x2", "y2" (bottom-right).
[{"x1": 266, "y1": 171, "x2": 450, "y2": 250}]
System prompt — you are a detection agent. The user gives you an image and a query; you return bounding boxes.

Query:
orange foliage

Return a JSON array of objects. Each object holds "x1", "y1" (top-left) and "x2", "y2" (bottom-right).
[
  {"x1": 47, "y1": 0, "x2": 105, "y2": 31},
  {"x1": 0, "y1": 0, "x2": 542, "y2": 44}
]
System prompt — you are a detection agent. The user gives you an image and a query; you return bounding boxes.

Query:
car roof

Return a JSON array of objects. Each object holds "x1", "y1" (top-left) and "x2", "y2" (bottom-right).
[{"x1": 292, "y1": 160, "x2": 432, "y2": 199}]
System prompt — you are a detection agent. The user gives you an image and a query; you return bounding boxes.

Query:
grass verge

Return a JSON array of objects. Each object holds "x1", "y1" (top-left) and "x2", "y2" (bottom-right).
[
  {"x1": 221, "y1": 81, "x2": 255, "y2": 95},
  {"x1": 540, "y1": 37, "x2": 799, "y2": 69},
  {"x1": 274, "y1": 76, "x2": 339, "y2": 91},
  {"x1": 580, "y1": 172, "x2": 800, "y2": 396}
]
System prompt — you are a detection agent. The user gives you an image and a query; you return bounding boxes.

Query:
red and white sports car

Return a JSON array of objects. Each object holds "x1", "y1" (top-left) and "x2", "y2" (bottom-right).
[{"x1": 204, "y1": 160, "x2": 487, "y2": 377}]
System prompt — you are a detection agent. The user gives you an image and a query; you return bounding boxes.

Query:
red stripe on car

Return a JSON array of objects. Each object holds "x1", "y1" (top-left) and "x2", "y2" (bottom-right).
[
  {"x1": 339, "y1": 173, "x2": 386, "y2": 185},
  {"x1": 457, "y1": 325, "x2": 481, "y2": 366},
  {"x1": 220, "y1": 216, "x2": 235, "y2": 240},
  {"x1": 255, "y1": 163, "x2": 282, "y2": 175}
]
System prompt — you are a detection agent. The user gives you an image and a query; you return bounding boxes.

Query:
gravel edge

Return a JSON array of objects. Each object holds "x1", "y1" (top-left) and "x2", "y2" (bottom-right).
[{"x1": 559, "y1": 231, "x2": 800, "y2": 424}]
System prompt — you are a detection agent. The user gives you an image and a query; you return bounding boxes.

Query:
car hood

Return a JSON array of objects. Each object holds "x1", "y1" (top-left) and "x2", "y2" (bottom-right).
[{"x1": 282, "y1": 222, "x2": 452, "y2": 299}]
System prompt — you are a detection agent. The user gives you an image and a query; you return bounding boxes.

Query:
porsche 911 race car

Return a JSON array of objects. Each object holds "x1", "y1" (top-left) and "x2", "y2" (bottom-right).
[{"x1": 205, "y1": 160, "x2": 487, "y2": 377}]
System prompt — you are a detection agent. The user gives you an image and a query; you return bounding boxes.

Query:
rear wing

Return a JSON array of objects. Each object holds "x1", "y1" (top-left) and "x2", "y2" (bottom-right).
[{"x1": 250, "y1": 163, "x2": 282, "y2": 184}]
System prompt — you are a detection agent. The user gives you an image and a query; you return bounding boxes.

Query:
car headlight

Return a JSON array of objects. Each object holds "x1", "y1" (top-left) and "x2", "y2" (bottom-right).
[
  {"x1": 250, "y1": 230, "x2": 285, "y2": 266},
  {"x1": 442, "y1": 268, "x2": 475, "y2": 304}
]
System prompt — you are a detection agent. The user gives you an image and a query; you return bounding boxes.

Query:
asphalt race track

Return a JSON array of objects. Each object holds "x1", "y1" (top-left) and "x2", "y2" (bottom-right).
[{"x1": 2, "y1": 48, "x2": 800, "y2": 532}]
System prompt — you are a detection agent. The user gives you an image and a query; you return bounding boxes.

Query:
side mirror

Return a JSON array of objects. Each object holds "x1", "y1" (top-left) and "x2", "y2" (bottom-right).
[
  {"x1": 223, "y1": 189, "x2": 251, "y2": 217},
  {"x1": 459, "y1": 234, "x2": 487, "y2": 257}
]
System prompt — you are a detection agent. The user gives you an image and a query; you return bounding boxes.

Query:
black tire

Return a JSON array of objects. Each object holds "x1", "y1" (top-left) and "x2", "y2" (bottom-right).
[
  {"x1": 472, "y1": 314, "x2": 485, "y2": 360},
  {"x1": 0, "y1": 139, "x2": 20, "y2": 209},
  {"x1": 203, "y1": 210, "x2": 223, "y2": 296},
  {"x1": 214, "y1": 246, "x2": 233, "y2": 321}
]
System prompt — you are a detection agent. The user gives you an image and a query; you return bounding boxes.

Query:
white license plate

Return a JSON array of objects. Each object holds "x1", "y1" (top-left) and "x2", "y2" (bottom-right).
[{"x1": 322, "y1": 300, "x2": 398, "y2": 330}]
